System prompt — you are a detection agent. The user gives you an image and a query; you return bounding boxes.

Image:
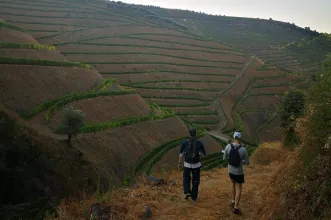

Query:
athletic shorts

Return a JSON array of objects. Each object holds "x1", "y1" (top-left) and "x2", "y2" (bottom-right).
[{"x1": 229, "y1": 173, "x2": 245, "y2": 184}]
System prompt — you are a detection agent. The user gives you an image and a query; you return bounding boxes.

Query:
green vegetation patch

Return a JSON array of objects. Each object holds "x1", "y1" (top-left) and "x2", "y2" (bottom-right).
[
  {"x1": 103, "y1": 70, "x2": 236, "y2": 77},
  {"x1": 0, "y1": 57, "x2": 92, "y2": 69},
  {"x1": 0, "y1": 43, "x2": 56, "y2": 50},
  {"x1": 64, "y1": 51, "x2": 245, "y2": 65},
  {"x1": 0, "y1": 21, "x2": 28, "y2": 33},
  {"x1": 45, "y1": 90, "x2": 136, "y2": 121}
]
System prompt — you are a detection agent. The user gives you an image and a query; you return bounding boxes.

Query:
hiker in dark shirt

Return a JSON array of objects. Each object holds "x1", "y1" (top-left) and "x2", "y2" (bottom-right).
[
  {"x1": 223, "y1": 131, "x2": 249, "y2": 214},
  {"x1": 178, "y1": 128, "x2": 206, "y2": 204}
]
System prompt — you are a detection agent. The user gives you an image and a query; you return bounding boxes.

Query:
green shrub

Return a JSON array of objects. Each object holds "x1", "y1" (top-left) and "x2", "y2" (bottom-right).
[
  {"x1": 0, "y1": 43, "x2": 56, "y2": 50},
  {"x1": 0, "y1": 21, "x2": 28, "y2": 33},
  {"x1": 58, "y1": 107, "x2": 85, "y2": 142}
]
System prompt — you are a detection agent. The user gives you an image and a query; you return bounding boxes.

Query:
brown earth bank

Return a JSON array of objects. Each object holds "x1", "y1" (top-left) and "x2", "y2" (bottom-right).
[
  {"x1": 39, "y1": 26, "x2": 190, "y2": 44},
  {"x1": 153, "y1": 135, "x2": 222, "y2": 172},
  {"x1": 144, "y1": 98, "x2": 204, "y2": 105},
  {"x1": 65, "y1": 54, "x2": 245, "y2": 68},
  {"x1": 137, "y1": 81, "x2": 229, "y2": 90},
  {"x1": 8, "y1": 22, "x2": 82, "y2": 32},
  {"x1": 71, "y1": 117, "x2": 188, "y2": 183},
  {"x1": 0, "y1": 27, "x2": 38, "y2": 43},
  {"x1": 34, "y1": 94, "x2": 151, "y2": 130},
  {"x1": 135, "y1": 89, "x2": 218, "y2": 100},
  {"x1": 30, "y1": 31, "x2": 63, "y2": 39},
  {"x1": 220, "y1": 59, "x2": 286, "y2": 129},
  {"x1": 95, "y1": 63, "x2": 241, "y2": 75},
  {"x1": 185, "y1": 115, "x2": 221, "y2": 122},
  {"x1": 241, "y1": 112, "x2": 270, "y2": 142},
  {"x1": 58, "y1": 44, "x2": 250, "y2": 62},
  {"x1": 169, "y1": 104, "x2": 218, "y2": 113},
  {"x1": 103, "y1": 72, "x2": 235, "y2": 84},
  {"x1": 54, "y1": 143, "x2": 286, "y2": 220},
  {"x1": 237, "y1": 95, "x2": 282, "y2": 112},
  {"x1": 0, "y1": 64, "x2": 103, "y2": 113},
  {"x1": 248, "y1": 86, "x2": 293, "y2": 95},
  {"x1": 256, "y1": 115, "x2": 282, "y2": 143},
  {"x1": 252, "y1": 74, "x2": 301, "y2": 86},
  {"x1": 0, "y1": 48, "x2": 67, "y2": 61},
  {"x1": 0, "y1": 106, "x2": 99, "y2": 219},
  {"x1": 128, "y1": 35, "x2": 242, "y2": 51},
  {"x1": 76, "y1": 38, "x2": 238, "y2": 54},
  {"x1": 2, "y1": 14, "x2": 129, "y2": 27}
]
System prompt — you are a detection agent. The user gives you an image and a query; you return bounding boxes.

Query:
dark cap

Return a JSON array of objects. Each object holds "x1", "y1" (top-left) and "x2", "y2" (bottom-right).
[{"x1": 189, "y1": 128, "x2": 197, "y2": 137}]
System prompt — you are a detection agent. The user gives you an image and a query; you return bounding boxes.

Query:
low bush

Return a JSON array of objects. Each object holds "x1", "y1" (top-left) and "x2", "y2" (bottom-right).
[{"x1": 0, "y1": 43, "x2": 56, "y2": 50}]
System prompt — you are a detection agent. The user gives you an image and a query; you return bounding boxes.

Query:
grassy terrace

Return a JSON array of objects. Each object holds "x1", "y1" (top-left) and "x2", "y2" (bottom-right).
[
  {"x1": 62, "y1": 42, "x2": 246, "y2": 55},
  {"x1": 0, "y1": 57, "x2": 91, "y2": 69},
  {"x1": 23, "y1": 78, "x2": 118, "y2": 119},
  {"x1": 0, "y1": 21, "x2": 28, "y2": 33},
  {"x1": 0, "y1": 0, "x2": 147, "y2": 25},
  {"x1": 0, "y1": 42, "x2": 56, "y2": 50},
  {"x1": 63, "y1": 52, "x2": 245, "y2": 64},
  {"x1": 103, "y1": 70, "x2": 236, "y2": 77}
]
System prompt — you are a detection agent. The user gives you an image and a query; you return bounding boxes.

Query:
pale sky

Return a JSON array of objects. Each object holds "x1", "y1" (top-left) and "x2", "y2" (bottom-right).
[{"x1": 119, "y1": 0, "x2": 331, "y2": 33}]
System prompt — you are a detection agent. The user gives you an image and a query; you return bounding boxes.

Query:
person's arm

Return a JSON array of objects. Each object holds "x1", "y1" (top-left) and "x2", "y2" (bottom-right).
[
  {"x1": 223, "y1": 144, "x2": 229, "y2": 161},
  {"x1": 242, "y1": 148, "x2": 249, "y2": 165},
  {"x1": 178, "y1": 141, "x2": 185, "y2": 168},
  {"x1": 199, "y1": 141, "x2": 207, "y2": 157}
]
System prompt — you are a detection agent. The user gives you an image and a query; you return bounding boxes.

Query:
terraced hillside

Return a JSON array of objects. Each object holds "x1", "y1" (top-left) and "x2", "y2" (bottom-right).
[
  {"x1": 110, "y1": 2, "x2": 326, "y2": 74},
  {"x1": 0, "y1": 0, "x2": 313, "y2": 178},
  {"x1": 1, "y1": 22, "x2": 218, "y2": 185}
]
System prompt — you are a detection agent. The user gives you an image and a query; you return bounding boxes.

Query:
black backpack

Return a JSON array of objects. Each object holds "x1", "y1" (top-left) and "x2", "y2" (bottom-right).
[
  {"x1": 184, "y1": 139, "x2": 200, "y2": 164},
  {"x1": 228, "y1": 144, "x2": 242, "y2": 167}
]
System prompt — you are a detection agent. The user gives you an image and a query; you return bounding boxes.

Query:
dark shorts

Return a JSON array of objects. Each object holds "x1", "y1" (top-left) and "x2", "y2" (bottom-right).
[{"x1": 229, "y1": 173, "x2": 245, "y2": 184}]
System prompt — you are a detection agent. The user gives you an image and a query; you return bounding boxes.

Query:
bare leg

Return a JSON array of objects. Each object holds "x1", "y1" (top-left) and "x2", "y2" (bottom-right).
[
  {"x1": 234, "y1": 183, "x2": 242, "y2": 209},
  {"x1": 231, "y1": 179, "x2": 236, "y2": 203}
]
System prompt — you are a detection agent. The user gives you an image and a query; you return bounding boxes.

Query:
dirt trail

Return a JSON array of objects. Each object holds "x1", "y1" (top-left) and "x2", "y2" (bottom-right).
[{"x1": 110, "y1": 143, "x2": 284, "y2": 220}]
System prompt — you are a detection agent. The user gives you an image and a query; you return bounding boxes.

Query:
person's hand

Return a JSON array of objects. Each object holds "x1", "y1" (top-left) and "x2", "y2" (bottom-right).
[{"x1": 177, "y1": 163, "x2": 182, "y2": 170}]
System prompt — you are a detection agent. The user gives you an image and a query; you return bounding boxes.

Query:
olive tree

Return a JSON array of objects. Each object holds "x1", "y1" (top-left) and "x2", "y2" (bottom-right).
[{"x1": 60, "y1": 107, "x2": 85, "y2": 142}]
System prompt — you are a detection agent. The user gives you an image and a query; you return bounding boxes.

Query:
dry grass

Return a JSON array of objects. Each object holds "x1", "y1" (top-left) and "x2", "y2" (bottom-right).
[{"x1": 52, "y1": 142, "x2": 287, "y2": 220}]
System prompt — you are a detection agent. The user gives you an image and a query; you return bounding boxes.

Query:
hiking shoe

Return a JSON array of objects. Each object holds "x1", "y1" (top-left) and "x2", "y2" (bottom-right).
[
  {"x1": 229, "y1": 201, "x2": 235, "y2": 208},
  {"x1": 183, "y1": 193, "x2": 191, "y2": 200},
  {"x1": 232, "y1": 208, "x2": 239, "y2": 215},
  {"x1": 191, "y1": 199, "x2": 197, "y2": 205}
]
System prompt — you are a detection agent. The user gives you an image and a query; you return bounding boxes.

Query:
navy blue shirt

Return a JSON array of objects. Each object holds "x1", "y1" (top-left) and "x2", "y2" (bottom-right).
[{"x1": 179, "y1": 139, "x2": 206, "y2": 163}]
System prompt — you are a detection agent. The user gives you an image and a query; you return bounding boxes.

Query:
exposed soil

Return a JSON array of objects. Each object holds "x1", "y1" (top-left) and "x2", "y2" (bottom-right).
[
  {"x1": 2, "y1": 14, "x2": 128, "y2": 27},
  {"x1": 237, "y1": 95, "x2": 282, "y2": 112},
  {"x1": 135, "y1": 89, "x2": 218, "y2": 101},
  {"x1": 58, "y1": 43, "x2": 250, "y2": 62},
  {"x1": 39, "y1": 25, "x2": 190, "y2": 44},
  {"x1": 153, "y1": 135, "x2": 222, "y2": 172},
  {"x1": 65, "y1": 54, "x2": 245, "y2": 69},
  {"x1": 169, "y1": 104, "x2": 217, "y2": 113},
  {"x1": 71, "y1": 117, "x2": 188, "y2": 183},
  {"x1": 129, "y1": 35, "x2": 242, "y2": 51},
  {"x1": 42, "y1": 94, "x2": 151, "y2": 130},
  {"x1": 0, "y1": 64, "x2": 103, "y2": 113},
  {"x1": 256, "y1": 115, "x2": 282, "y2": 143},
  {"x1": 84, "y1": 38, "x2": 235, "y2": 54},
  {"x1": 139, "y1": 81, "x2": 229, "y2": 90},
  {"x1": 9, "y1": 22, "x2": 82, "y2": 32},
  {"x1": 0, "y1": 49, "x2": 66, "y2": 61},
  {"x1": 253, "y1": 74, "x2": 301, "y2": 86},
  {"x1": 185, "y1": 115, "x2": 221, "y2": 122},
  {"x1": 241, "y1": 112, "x2": 269, "y2": 142},
  {"x1": 144, "y1": 98, "x2": 204, "y2": 105},
  {"x1": 220, "y1": 59, "x2": 287, "y2": 129},
  {"x1": 103, "y1": 72, "x2": 234, "y2": 84},
  {"x1": 95, "y1": 64, "x2": 241, "y2": 75},
  {"x1": 248, "y1": 86, "x2": 292, "y2": 94},
  {"x1": 0, "y1": 27, "x2": 38, "y2": 43}
]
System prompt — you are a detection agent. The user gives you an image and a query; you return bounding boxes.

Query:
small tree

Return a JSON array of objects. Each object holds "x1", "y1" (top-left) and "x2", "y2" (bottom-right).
[
  {"x1": 60, "y1": 107, "x2": 85, "y2": 142},
  {"x1": 280, "y1": 89, "x2": 306, "y2": 146}
]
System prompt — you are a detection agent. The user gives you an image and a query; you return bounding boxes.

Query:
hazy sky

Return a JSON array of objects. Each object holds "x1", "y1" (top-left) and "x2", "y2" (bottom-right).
[{"x1": 120, "y1": 0, "x2": 331, "y2": 33}]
